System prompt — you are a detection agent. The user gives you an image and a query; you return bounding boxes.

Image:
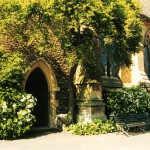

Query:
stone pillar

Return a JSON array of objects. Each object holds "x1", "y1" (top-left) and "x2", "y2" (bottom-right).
[
  {"x1": 75, "y1": 82, "x2": 107, "y2": 124},
  {"x1": 49, "y1": 92, "x2": 59, "y2": 128}
]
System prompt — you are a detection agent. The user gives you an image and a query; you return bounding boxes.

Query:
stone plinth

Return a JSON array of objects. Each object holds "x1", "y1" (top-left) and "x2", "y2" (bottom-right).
[
  {"x1": 75, "y1": 82, "x2": 107, "y2": 123},
  {"x1": 76, "y1": 99, "x2": 107, "y2": 123}
]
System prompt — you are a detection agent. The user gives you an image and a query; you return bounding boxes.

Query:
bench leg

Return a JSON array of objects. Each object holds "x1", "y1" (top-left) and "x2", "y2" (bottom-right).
[
  {"x1": 124, "y1": 126, "x2": 130, "y2": 137},
  {"x1": 122, "y1": 130, "x2": 129, "y2": 137},
  {"x1": 139, "y1": 125, "x2": 146, "y2": 133},
  {"x1": 117, "y1": 125, "x2": 129, "y2": 137}
]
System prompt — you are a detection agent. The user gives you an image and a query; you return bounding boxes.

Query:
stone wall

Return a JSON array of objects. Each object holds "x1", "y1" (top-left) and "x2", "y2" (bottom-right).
[
  {"x1": 0, "y1": 29, "x2": 73, "y2": 115},
  {"x1": 119, "y1": 19, "x2": 150, "y2": 87},
  {"x1": 120, "y1": 67, "x2": 131, "y2": 83}
]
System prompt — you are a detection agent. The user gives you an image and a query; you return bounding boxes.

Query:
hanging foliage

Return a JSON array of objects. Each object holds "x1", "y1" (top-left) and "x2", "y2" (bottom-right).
[{"x1": 0, "y1": 0, "x2": 142, "y2": 77}]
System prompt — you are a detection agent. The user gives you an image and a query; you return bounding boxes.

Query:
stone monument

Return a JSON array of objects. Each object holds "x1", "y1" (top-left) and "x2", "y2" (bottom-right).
[{"x1": 75, "y1": 81, "x2": 107, "y2": 124}]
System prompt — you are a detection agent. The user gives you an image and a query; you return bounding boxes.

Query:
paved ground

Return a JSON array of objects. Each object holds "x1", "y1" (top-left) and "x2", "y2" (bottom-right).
[{"x1": 0, "y1": 131, "x2": 150, "y2": 150}]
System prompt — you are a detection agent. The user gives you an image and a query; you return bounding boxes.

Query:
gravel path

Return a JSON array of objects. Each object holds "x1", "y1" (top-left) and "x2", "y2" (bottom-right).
[{"x1": 0, "y1": 131, "x2": 150, "y2": 150}]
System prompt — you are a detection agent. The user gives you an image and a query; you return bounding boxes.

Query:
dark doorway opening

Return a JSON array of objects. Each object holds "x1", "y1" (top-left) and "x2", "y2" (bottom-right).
[{"x1": 25, "y1": 67, "x2": 49, "y2": 127}]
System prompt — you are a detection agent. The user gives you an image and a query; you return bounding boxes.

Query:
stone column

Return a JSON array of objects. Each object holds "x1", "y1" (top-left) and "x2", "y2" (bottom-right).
[{"x1": 49, "y1": 91, "x2": 59, "y2": 128}]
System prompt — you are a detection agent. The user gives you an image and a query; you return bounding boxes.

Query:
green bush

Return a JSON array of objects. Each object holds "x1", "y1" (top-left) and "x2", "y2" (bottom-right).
[
  {"x1": 65, "y1": 119, "x2": 119, "y2": 135},
  {"x1": 0, "y1": 87, "x2": 37, "y2": 139},
  {"x1": 0, "y1": 49, "x2": 26, "y2": 89},
  {"x1": 106, "y1": 87, "x2": 150, "y2": 115},
  {"x1": 0, "y1": 50, "x2": 37, "y2": 139}
]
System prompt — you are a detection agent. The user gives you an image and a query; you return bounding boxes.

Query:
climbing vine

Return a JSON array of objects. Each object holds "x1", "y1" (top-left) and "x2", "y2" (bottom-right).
[
  {"x1": 0, "y1": 0, "x2": 142, "y2": 80},
  {"x1": 0, "y1": 0, "x2": 143, "y2": 132}
]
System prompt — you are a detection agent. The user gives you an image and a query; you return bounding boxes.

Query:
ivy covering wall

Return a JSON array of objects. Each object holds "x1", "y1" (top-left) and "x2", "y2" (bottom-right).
[{"x1": 0, "y1": 0, "x2": 143, "y2": 129}]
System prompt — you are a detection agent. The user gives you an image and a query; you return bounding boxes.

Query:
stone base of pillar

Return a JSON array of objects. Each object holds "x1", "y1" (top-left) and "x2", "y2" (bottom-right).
[
  {"x1": 49, "y1": 116, "x2": 57, "y2": 128},
  {"x1": 75, "y1": 99, "x2": 107, "y2": 124}
]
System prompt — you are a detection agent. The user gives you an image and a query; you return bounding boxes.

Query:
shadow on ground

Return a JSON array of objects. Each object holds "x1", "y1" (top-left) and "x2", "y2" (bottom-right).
[
  {"x1": 117, "y1": 128, "x2": 150, "y2": 137},
  {"x1": 16, "y1": 128, "x2": 62, "y2": 140}
]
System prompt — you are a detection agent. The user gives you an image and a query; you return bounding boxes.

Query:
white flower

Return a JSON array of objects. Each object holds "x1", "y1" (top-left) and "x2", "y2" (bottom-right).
[
  {"x1": 26, "y1": 118, "x2": 31, "y2": 122},
  {"x1": 26, "y1": 94, "x2": 32, "y2": 99},
  {"x1": 12, "y1": 103, "x2": 17, "y2": 108},
  {"x1": 29, "y1": 99, "x2": 34, "y2": 103},
  {"x1": 18, "y1": 121, "x2": 22, "y2": 125},
  {"x1": 22, "y1": 110, "x2": 27, "y2": 116},
  {"x1": 27, "y1": 103, "x2": 33, "y2": 108},
  {"x1": 20, "y1": 96, "x2": 26, "y2": 102},
  {"x1": 18, "y1": 110, "x2": 27, "y2": 116},
  {"x1": 3, "y1": 118, "x2": 6, "y2": 121},
  {"x1": 34, "y1": 98, "x2": 37, "y2": 102},
  {"x1": 26, "y1": 109, "x2": 31, "y2": 113}
]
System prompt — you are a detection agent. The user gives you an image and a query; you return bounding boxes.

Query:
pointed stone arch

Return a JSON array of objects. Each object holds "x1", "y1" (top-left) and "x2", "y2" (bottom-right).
[{"x1": 21, "y1": 59, "x2": 60, "y2": 127}]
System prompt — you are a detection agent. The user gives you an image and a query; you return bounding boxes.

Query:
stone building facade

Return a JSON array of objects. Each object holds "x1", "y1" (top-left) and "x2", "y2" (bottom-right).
[
  {"x1": 1, "y1": 0, "x2": 149, "y2": 128},
  {"x1": 120, "y1": 0, "x2": 150, "y2": 89}
]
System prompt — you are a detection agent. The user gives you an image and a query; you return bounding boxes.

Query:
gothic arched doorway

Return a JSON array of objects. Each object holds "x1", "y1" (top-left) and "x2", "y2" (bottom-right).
[
  {"x1": 21, "y1": 59, "x2": 59, "y2": 127},
  {"x1": 25, "y1": 67, "x2": 49, "y2": 127}
]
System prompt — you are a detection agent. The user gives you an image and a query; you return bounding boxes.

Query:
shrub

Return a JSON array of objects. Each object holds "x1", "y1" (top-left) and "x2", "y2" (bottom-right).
[
  {"x1": 106, "y1": 86, "x2": 150, "y2": 115},
  {"x1": 65, "y1": 119, "x2": 119, "y2": 135},
  {"x1": 0, "y1": 49, "x2": 26, "y2": 89},
  {"x1": 0, "y1": 50, "x2": 37, "y2": 139},
  {"x1": 0, "y1": 87, "x2": 37, "y2": 139}
]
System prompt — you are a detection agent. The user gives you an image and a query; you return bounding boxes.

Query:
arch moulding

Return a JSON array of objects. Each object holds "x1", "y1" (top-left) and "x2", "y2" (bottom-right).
[{"x1": 21, "y1": 59, "x2": 60, "y2": 127}]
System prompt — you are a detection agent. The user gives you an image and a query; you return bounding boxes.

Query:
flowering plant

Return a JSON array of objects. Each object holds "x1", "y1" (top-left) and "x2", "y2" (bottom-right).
[{"x1": 0, "y1": 87, "x2": 37, "y2": 139}]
